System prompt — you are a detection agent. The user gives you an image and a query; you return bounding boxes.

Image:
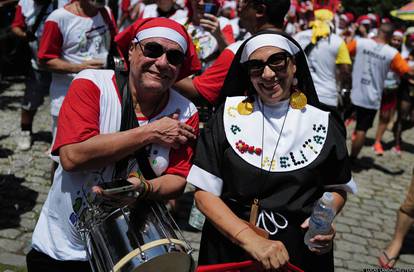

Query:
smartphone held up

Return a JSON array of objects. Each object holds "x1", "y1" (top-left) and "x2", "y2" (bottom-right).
[{"x1": 203, "y1": 2, "x2": 218, "y2": 15}]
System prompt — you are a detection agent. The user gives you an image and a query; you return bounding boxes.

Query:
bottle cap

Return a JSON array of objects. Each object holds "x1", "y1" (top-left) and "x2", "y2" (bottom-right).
[{"x1": 321, "y1": 192, "x2": 334, "y2": 204}]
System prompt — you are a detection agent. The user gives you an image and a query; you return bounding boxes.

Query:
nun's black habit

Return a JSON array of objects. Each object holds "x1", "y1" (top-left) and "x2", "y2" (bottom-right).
[{"x1": 187, "y1": 31, "x2": 355, "y2": 272}]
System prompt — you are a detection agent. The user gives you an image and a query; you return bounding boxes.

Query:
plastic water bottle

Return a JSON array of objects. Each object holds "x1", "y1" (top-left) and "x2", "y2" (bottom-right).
[
  {"x1": 188, "y1": 200, "x2": 205, "y2": 231},
  {"x1": 304, "y1": 192, "x2": 336, "y2": 252}
]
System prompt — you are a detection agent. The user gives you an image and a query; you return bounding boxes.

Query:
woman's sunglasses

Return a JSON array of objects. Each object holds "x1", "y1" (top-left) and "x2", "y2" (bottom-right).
[
  {"x1": 244, "y1": 52, "x2": 291, "y2": 77},
  {"x1": 137, "y1": 41, "x2": 185, "y2": 66}
]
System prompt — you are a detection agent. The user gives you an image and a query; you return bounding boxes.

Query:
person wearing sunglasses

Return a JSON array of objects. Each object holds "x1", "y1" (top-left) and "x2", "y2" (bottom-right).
[
  {"x1": 186, "y1": 31, "x2": 356, "y2": 271},
  {"x1": 28, "y1": 18, "x2": 201, "y2": 271}
]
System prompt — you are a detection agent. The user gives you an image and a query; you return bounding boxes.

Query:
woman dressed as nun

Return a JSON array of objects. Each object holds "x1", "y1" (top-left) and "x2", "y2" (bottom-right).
[{"x1": 186, "y1": 31, "x2": 357, "y2": 271}]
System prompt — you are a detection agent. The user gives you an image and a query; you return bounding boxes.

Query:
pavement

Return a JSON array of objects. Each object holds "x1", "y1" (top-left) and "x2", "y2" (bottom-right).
[{"x1": 0, "y1": 78, "x2": 414, "y2": 272}]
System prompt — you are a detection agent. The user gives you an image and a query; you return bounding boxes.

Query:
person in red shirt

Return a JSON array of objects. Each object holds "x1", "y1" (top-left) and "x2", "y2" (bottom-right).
[{"x1": 174, "y1": 0, "x2": 291, "y2": 106}]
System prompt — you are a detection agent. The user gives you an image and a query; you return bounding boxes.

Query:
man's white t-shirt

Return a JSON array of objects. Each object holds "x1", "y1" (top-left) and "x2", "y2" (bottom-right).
[
  {"x1": 38, "y1": 8, "x2": 114, "y2": 116},
  {"x1": 294, "y1": 30, "x2": 350, "y2": 107},
  {"x1": 349, "y1": 38, "x2": 406, "y2": 110},
  {"x1": 31, "y1": 69, "x2": 199, "y2": 261}
]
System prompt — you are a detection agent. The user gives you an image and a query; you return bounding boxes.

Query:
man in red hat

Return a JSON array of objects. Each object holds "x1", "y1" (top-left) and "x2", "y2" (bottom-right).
[{"x1": 27, "y1": 17, "x2": 200, "y2": 271}]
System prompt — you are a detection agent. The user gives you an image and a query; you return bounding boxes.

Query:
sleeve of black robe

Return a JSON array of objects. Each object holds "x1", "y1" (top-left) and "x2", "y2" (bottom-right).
[{"x1": 187, "y1": 104, "x2": 229, "y2": 196}]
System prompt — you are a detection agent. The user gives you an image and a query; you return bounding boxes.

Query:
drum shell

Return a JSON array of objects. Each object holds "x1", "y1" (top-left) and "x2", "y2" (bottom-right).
[{"x1": 87, "y1": 202, "x2": 194, "y2": 272}]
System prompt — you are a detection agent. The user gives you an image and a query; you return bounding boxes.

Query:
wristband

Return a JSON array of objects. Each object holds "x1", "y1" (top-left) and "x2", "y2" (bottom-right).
[{"x1": 234, "y1": 225, "x2": 250, "y2": 240}]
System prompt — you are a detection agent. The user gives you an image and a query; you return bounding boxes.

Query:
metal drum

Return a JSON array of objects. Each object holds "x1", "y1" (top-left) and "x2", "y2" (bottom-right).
[{"x1": 81, "y1": 201, "x2": 195, "y2": 272}]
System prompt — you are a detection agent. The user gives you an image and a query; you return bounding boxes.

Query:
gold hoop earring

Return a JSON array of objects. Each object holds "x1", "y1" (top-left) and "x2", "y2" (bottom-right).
[
  {"x1": 237, "y1": 97, "x2": 254, "y2": 115},
  {"x1": 289, "y1": 78, "x2": 307, "y2": 110}
]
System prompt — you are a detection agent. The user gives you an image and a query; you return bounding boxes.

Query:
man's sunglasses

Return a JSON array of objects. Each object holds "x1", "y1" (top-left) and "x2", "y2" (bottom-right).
[
  {"x1": 244, "y1": 52, "x2": 291, "y2": 77},
  {"x1": 137, "y1": 41, "x2": 185, "y2": 66}
]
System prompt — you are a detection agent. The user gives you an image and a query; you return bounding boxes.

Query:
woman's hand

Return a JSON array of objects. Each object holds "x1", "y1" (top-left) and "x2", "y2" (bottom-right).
[
  {"x1": 147, "y1": 111, "x2": 196, "y2": 149},
  {"x1": 301, "y1": 218, "x2": 336, "y2": 255},
  {"x1": 239, "y1": 229, "x2": 289, "y2": 270}
]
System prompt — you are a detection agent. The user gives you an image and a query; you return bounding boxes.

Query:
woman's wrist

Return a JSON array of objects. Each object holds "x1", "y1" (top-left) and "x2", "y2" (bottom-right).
[{"x1": 233, "y1": 225, "x2": 258, "y2": 247}]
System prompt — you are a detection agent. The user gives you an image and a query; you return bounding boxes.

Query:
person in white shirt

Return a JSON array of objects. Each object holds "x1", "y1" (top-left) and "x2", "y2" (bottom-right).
[
  {"x1": 27, "y1": 17, "x2": 200, "y2": 272},
  {"x1": 294, "y1": 8, "x2": 352, "y2": 114},
  {"x1": 372, "y1": 30, "x2": 403, "y2": 156},
  {"x1": 37, "y1": 0, "x2": 117, "y2": 179},
  {"x1": 11, "y1": 0, "x2": 68, "y2": 151},
  {"x1": 347, "y1": 23, "x2": 411, "y2": 162},
  {"x1": 176, "y1": 0, "x2": 235, "y2": 71}
]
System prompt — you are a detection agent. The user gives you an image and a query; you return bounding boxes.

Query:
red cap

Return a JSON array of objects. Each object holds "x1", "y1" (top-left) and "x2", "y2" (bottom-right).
[
  {"x1": 115, "y1": 18, "x2": 201, "y2": 81},
  {"x1": 356, "y1": 15, "x2": 371, "y2": 25},
  {"x1": 393, "y1": 29, "x2": 404, "y2": 37},
  {"x1": 340, "y1": 12, "x2": 354, "y2": 23}
]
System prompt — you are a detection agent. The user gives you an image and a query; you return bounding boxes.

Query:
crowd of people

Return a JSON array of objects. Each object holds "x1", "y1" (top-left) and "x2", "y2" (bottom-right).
[{"x1": 5, "y1": 0, "x2": 414, "y2": 270}]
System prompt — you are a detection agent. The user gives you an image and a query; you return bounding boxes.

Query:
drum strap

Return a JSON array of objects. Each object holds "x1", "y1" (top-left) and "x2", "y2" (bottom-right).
[{"x1": 113, "y1": 70, "x2": 157, "y2": 180}]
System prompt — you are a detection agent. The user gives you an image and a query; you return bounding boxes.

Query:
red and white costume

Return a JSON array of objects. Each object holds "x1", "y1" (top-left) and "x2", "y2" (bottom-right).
[
  {"x1": 38, "y1": 6, "x2": 116, "y2": 116},
  {"x1": 31, "y1": 17, "x2": 200, "y2": 262},
  {"x1": 12, "y1": 0, "x2": 68, "y2": 70},
  {"x1": 31, "y1": 69, "x2": 199, "y2": 260},
  {"x1": 176, "y1": 16, "x2": 235, "y2": 70}
]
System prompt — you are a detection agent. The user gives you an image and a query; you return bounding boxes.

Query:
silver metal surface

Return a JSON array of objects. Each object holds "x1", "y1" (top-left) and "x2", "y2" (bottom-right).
[{"x1": 82, "y1": 201, "x2": 194, "y2": 272}]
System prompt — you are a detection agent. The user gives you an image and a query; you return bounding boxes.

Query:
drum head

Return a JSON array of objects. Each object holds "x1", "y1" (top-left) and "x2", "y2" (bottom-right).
[{"x1": 131, "y1": 252, "x2": 194, "y2": 272}]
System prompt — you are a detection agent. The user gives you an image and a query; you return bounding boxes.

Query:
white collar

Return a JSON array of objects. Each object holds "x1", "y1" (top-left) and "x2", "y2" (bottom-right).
[{"x1": 223, "y1": 96, "x2": 329, "y2": 172}]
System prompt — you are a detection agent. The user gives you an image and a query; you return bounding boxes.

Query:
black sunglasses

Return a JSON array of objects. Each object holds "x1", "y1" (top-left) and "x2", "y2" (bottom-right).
[
  {"x1": 244, "y1": 52, "x2": 291, "y2": 77},
  {"x1": 137, "y1": 41, "x2": 185, "y2": 66}
]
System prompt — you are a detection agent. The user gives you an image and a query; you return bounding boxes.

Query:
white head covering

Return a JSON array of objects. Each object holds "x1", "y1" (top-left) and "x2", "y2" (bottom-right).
[{"x1": 240, "y1": 34, "x2": 301, "y2": 63}]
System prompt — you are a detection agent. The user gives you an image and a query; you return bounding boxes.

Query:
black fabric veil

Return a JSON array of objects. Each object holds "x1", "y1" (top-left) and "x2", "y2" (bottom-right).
[
  {"x1": 219, "y1": 30, "x2": 319, "y2": 106},
  {"x1": 218, "y1": 29, "x2": 346, "y2": 135}
]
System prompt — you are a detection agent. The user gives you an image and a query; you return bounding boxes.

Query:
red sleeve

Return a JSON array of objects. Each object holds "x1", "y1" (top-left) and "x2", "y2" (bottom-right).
[
  {"x1": 193, "y1": 48, "x2": 235, "y2": 104},
  {"x1": 11, "y1": 4, "x2": 26, "y2": 29},
  {"x1": 38, "y1": 21, "x2": 63, "y2": 60},
  {"x1": 221, "y1": 24, "x2": 235, "y2": 45},
  {"x1": 51, "y1": 78, "x2": 101, "y2": 155},
  {"x1": 121, "y1": 0, "x2": 130, "y2": 14},
  {"x1": 164, "y1": 112, "x2": 200, "y2": 178}
]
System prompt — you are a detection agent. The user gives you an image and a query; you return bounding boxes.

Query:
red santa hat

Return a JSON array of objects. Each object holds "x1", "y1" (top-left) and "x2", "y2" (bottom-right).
[
  {"x1": 367, "y1": 13, "x2": 380, "y2": 27},
  {"x1": 115, "y1": 18, "x2": 201, "y2": 81},
  {"x1": 393, "y1": 29, "x2": 404, "y2": 38},
  {"x1": 340, "y1": 12, "x2": 354, "y2": 23},
  {"x1": 356, "y1": 15, "x2": 371, "y2": 25}
]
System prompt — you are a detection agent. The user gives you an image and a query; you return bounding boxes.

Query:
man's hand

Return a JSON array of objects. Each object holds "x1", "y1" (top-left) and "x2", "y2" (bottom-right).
[
  {"x1": 92, "y1": 176, "x2": 142, "y2": 207},
  {"x1": 200, "y1": 13, "x2": 222, "y2": 38},
  {"x1": 148, "y1": 112, "x2": 196, "y2": 149}
]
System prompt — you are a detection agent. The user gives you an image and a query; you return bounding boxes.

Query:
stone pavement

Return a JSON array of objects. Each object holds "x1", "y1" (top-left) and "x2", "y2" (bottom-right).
[{"x1": 0, "y1": 79, "x2": 413, "y2": 272}]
